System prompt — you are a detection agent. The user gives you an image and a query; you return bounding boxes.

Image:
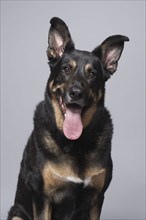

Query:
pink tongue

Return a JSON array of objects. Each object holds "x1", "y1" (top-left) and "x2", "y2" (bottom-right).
[{"x1": 63, "y1": 107, "x2": 83, "y2": 140}]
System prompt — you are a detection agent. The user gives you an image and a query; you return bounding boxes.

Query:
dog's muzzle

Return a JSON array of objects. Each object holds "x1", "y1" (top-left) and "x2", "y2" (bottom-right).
[{"x1": 60, "y1": 82, "x2": 86, "y2": 141}]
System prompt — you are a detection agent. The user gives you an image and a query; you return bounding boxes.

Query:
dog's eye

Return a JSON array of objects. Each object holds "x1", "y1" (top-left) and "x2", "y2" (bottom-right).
[
  {"x1": 88, "y1": 70, "x2": 96, "y2": 79},
  {"x1": 62, "y1": 65, "x2": 71, "y2": 74}
]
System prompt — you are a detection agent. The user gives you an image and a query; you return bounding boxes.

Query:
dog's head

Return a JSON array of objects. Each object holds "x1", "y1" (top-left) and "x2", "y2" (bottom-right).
[{"x1": 46, "y1": 17, "x2": 129, "y2": 140}]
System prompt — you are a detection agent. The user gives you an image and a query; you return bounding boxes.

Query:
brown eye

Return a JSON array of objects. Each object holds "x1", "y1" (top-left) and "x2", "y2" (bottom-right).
[
  {"x1": 88, "y1": 70, "x2": 96, "y2": 79},
  {"x1": 62, "y1": 65, "x2": 71, "y2": 74}
]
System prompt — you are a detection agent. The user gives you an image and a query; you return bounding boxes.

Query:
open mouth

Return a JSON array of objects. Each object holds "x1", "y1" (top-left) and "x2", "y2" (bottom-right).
[{"x1": 59, "y1": 97, "x2": 83, "y2": 140}]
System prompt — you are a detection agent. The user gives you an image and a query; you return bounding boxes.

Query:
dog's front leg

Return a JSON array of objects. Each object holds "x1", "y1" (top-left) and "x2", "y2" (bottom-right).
[
  {"x1": 7, "y1": 172, "x2": 33, "y2": 220},
  {"x1": 33, "y1": 195, "x2": 52, "y2": 220},
  {"x1": 90, "y1": 206, "x2": 100, "y2": 220},
  {"x1": 90, "y1": 197, "x2": 104, "y2": 220}
]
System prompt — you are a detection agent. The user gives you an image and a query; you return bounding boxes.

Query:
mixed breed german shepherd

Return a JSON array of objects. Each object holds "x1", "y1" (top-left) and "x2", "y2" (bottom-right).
[{"x1": 8, "y1": 17, "x2": 129, "y2": 220}]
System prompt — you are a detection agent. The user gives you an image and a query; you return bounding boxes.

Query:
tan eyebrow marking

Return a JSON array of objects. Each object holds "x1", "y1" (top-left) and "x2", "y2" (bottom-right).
[
  {"x1": 85, "y1": 63, "x2": 93, "y2": 72},
  {"x1": 68, "y1": 60, "x2": 76, "y2": 69}
]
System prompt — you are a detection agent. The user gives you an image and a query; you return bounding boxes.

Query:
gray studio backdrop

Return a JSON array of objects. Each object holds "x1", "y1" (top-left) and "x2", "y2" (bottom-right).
[{"x1": 1, "y1": 1, "x2": 145, "y2": 219}]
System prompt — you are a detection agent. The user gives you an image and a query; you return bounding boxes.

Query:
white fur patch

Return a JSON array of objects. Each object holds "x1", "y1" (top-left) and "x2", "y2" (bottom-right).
[
  {"x1": 66, "y1": 176, "x2": 83, "y2": 184},
  {"x1": 67, "y1": 176, "x2": 92, "y2": 187},
  {"x1": 54, "y1": 172, "x2": 91, "y2": 187}
]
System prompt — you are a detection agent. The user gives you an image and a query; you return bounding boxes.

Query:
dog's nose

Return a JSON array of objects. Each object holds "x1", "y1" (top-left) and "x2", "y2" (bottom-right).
[{"x1": 69, "y1": 86, "x2": 83, "y2": 101}]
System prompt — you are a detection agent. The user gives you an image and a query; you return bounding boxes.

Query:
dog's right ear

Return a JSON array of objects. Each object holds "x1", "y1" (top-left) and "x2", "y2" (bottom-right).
[{"x1": 47, "y1": 17, "x2": 74, "y2": 61}]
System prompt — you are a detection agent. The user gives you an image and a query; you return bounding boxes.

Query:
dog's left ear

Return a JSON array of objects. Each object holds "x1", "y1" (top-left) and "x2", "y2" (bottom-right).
[
  {"x1": 47, "y1": 17, "x2": 74, "y2": 60},
  {"x1": 92, "y1": 35, "x2": 129, "y2": 80}
]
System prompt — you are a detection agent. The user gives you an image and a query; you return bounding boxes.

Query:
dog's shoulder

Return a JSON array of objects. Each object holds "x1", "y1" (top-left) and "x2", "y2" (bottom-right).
[{"x1": 33, "y1": 100, "x2": 48, "y2": 127}]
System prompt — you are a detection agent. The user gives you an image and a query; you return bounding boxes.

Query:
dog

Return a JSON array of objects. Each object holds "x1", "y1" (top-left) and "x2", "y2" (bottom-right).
[{"x1": 8, "y1": 17, "x2": 129, "y2": 220}]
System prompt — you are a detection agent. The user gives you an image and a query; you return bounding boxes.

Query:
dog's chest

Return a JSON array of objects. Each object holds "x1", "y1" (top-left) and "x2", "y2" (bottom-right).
[{"x1": 42, "y1": 157, "x2": 106, "y2": 201}]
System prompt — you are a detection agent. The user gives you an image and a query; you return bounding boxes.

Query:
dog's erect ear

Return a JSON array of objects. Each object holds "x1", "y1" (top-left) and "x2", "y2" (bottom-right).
[
  {"x1": 92, "y1": 35, "x2": 129, "y2": 80},
  {"x1": 47, "y1": 17, "x2": 74, "y2": 60}
]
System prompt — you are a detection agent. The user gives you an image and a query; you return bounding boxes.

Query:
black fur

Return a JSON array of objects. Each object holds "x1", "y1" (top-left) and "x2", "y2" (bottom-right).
[{"x1": 8, "y1": 17, "x2": 129, "y2": 220}]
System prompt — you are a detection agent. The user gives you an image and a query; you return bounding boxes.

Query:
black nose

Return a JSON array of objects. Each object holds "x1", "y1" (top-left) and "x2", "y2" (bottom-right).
[{"x1": 69, "y1": 86, "x2": 83, "y2": 101}]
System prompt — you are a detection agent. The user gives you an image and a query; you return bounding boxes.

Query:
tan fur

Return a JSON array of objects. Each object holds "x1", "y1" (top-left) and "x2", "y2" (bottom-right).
[
  {"x1": 49, "y1": 80, "x2": 65, "y2": 131},
  {"x1": 89, "y1": 89, "x2": 103, "y2": 103},
  {"x1": 12, "y1": 218, "x2": 23, "y2": 220},
  {"x1": 43, "y1": 131, "x2": 60, "y2": 154},
  {"x1": 49, "y1": 79, "x2": 65, "y2": 94},
  {"x1": 91, "y1": 170, "x2": 106, "y2": 191},
  {"x1": 52, "y1": 98, "x2": 64, "y2": 130},
  {"x1": 85, "y1": 63, "x2": 93, "y2": 72},
  {"x1": 82, "y1": 88, "x2": 103, "y2": 128},
  {"x1": 68, "y1": 60, "x2": 76, "y2": 70},
  {"x1": 85, "y1": 167, "x2": 105, "y2": 178},
  {"x1": 97, "y1": 89, "x2": 103, "y2": 102},
  {"x1": 43, "y1": 160, "x2": 106, "y2": 193},
  {"x1": 48, "y1": 80, "x2": 54, "y2": 91},
  {"x1": 82, "y1": 104, "x2": 97, "y2": 127},
  {"x1": 52, "y1": 83, "x2": 65, "y2": 94},
  {"x1": 42, "y1": 161, "x2": 76, "y2": 196},
  {"x1": 90, "y1": 205, "x2": 100, "y2": 220},
  {"x1": 33, "y1": 200, "x2": 51, "y2": 220},
  {"x1": 44, "y1": 202, "x2": 52, "y2": 220},
  {"x1": 85, "y1": 167, "x2": 106, "y2": 191}
]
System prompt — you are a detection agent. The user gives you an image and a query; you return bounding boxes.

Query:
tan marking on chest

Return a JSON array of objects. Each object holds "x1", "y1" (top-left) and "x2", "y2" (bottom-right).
[
  {"x1": 42, "y1": 162, "x2": 77, "y2": 195},
  {"x1": 85, "y1": 167, "x2": 106, "y2": 191},
  {"x1": 43, "y1": 162, "x2": 106, "y2": 194}
]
